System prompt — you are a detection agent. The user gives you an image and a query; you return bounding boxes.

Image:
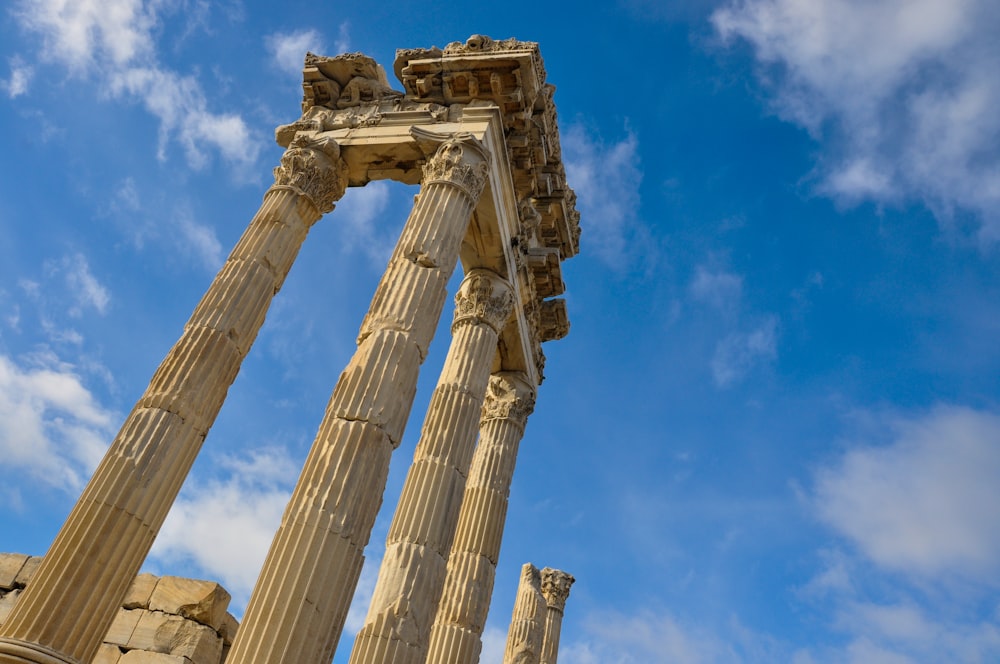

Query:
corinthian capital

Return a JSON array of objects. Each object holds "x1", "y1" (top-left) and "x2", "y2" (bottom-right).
[
  {"x1": 453, "y1": 269, "x2": 514, "y2": 334},
  {"x1": 540, "y1": 568, "x2": 574, "y2": 612},
  {"x1": 481, "y1": 371, "x2": 536, "y2": 428},
  {"x1": 412, "y1": 127, "x2": 490, "y2": 200},
  {"x1": 272, "y1": 133, "x2": 348, "y2": 214}
]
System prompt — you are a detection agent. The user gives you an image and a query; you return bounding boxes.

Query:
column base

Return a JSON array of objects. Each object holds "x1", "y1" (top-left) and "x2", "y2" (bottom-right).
[{"x1": 0, "y1": 639, "x2": 78, "y2": 664}]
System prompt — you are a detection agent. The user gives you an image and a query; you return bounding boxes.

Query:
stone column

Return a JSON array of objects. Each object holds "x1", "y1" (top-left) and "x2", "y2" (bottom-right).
[
  {"x1": 501, "y1": 564, "x2": 547, "y2": 664},
  {"x1": 224, "y1": 134, "x2": 490, "y2": 664},
  {"x1": 427, "y1": 371, "x2": 535, "y2": 664},
  {"x1": 538, "y1": 568, "x2": 574, "y2": 664},
  {"x1": 0, "y1": 134, "x2": 347, "y2": 664},
  {"x1": 348, "y1": 270, "x2": 514, "y2": 664}
]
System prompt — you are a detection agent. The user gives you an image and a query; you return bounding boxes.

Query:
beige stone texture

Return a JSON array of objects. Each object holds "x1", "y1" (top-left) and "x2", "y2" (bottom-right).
[
  {"x1": 104, "y1": 609, "x2": 142, "y2": 648},
  {"x1": 119, "y1": 651, "x2": 192, "y2": 664},
  {"x1": 123, "y1": 574, "x2": 159, "y2": 611},
  {"x1": 227, "y1": 131, "x2": 489, "y2": 664},
  {"x1": 218, "y1": 613, "x2": 238, "y2": 647},
  {"x1": 10, "y1": 560, "x2": 38, "y2": 590},
  {"x1": 538, "y1": 568, "x2": 574, "y2": 664},
  {"x1": 126, "y1": 610, "x2": 222, "y2": 663},
  {"x1": 0, "y1": 590, "x2": 21, "y2": 627},
  {"x1": 0, "y1": 557, "x2": 28, "y2": 592},
  {"x1": 148, "y1": 577, "x2": 230, "y2": 632},
  {"x1": 427, "y1": 372, "x2": 535, "y2": 664},
  {"x1": 502, "y1": 564, "x2": 547, "y2": 664},
  {"x1": 350, "y1": 270, "x2": 513, "y2": 664},
  {"x1": 93, "y1": 643, "x2": 123, "y2": 664}
]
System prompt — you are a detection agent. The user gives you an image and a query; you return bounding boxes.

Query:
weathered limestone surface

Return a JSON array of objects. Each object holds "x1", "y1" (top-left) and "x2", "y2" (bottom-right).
[
  {"x1": 0, "y1": 135, "x2": 346, "y2": 664},
  {"x1": 0, "y1": 558, "x2": 236, "y2": 664},
  {"x1": 502, "y1": 564, "x2": 547, "y2": 664},
  {"x1": 426, "y1": 371, "x2": 535, "y2": 664},
  {"x1": 349, "y1": 270, "x2": 514, "y2": 664},
  {"x1": 538, "y1": 568, "x2": 574, "y2": 664},
  {"x1": 226, "y1": 134, "x2": 490, "y2": 664}
]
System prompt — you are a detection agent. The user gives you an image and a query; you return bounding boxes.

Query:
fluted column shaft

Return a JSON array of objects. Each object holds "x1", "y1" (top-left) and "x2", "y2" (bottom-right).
[
  {"x1": 502, "y1": 564, "x2": 547, "y2": 664},
  {"x1": 225, "y1": 135, "x2": 491, "y2": 664},
  {"x1": 427, "y1": 372, "x2": 535, "y2": 664},
  {"x1": 539, "y1": 568, "x2": 574, "y2": 664},
  {"x1": 349, "y1": 270, "x2": 514, "y2": 664},
  {"x1": 0, "y1": 135, "x2": 347, "y2": 664}
]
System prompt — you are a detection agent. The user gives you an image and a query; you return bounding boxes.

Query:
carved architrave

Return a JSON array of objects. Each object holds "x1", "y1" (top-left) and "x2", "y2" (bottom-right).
[
  {"x1": 272, "y1": 133, "x2": 348, "y2": 214},
  {"x1": 481, "y1": 372, "x2": 536, "y2": 429},
  {"x1": 453, "y1": 269, "x2": 515, "y2": 334},
  {"x1": 539, "y1": 568, "x2": 574, "y2": 613},
  {"x1": 417, "y1": 129, "x2": 490, "y2": 200}
]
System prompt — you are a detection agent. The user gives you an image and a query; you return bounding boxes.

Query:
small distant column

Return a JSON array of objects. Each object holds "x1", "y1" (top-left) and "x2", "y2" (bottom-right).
[
  {"x1": 502, "y1": 564, "x2": 547, "y2": 664},
  {"x1": 0, "y1": 134, "x2": 347, "y2": 664},
  {"x1": 349, "y1": 269, "x2": 514, "y2": 664},
  {"x1": 539, "y1": 568, "x2": 574, "y2": 664},
  {"x1": 427, "y1": 371, "x2": 535, "y2": 664},
  {"x1": 225, "y1": 134, "x2": 491, "y2": 664}
]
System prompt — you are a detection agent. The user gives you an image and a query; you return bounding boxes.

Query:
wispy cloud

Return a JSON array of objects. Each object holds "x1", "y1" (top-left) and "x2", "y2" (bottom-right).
[
  {"x1": 563, "y1": 123, "x2": 646, "y2": 269},
  {"x1": 690, "y1": 265, "x2": 744, "y2": 317},
  {"x1": 267, "y1": 28, "x2": 326, "y2": 76},
  {"x1": 13, "y1": 0, "x2": 258, "y2": 171},
  {"x1": 713, "y1": 0, "x2": 1000, "y2": 244},
  {"x1": 814, "y1": 405, "x2": 1000, "y2": 581},
  {"x1": 48, "y1": 253, "x2": 111, "y2": 317},
  {"x1": 710, "y1": 315, "x2": 779, "y2": 387},
  {"x1": 3, "y1": 56, "x2": 32, "y2": 97},
  {"x1": 0, "y1": 351, "x2": 115, "y2": 492},
  {"x1": 335, "y1": 180, "x2": 397, "y2": 269},
  {"x1": 149, "y1": 448, "x2": 299, "y2": 611}
]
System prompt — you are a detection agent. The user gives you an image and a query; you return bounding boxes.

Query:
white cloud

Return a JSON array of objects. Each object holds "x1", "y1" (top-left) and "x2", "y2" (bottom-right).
[
  {"x1": 3, "y1": 57, "x2": 33, "y2": 97},
  {"x1": 690, "y1": 265, "x2": 744, "y2": 316},
  {"x1": 712, "y1": 0, "x2": 1000, "y2": 244},
  {"x1": 52, "y1": 253, "x2": 111, "y2": 316},
  {"x1": 333, "y1": 22, "x2": 351, "y2": 55},
  {"x1": 267, "y1": 29, "x2": 326, "y2": 76},
  {"x1": 710, "y1": 315, "x2": 778, "y2": 387},
  {"x1": 149, "y1": 448, "x2": 299, "y2": 611},
  {"x1": 563, "y1": 124, "x2": 645, "y2": 268},
  {"x1": 0, "y1": 351, "x2": 115, "y2": 491},
  {"x1": 479, "y1": 625, "x2": 507, "y2": 664},
  {"x1": 560, "y1": 609, "x2": 743, "y2": 664},
  {"x1": 177, "y1": 211, "x2": 224, "y2": 271},
  {"x1": 14, "y1": 0, "x2": 257, "y2": 171},
  {"x1": 814, "y1": 405, "x2": 1000, "y2": 582}
]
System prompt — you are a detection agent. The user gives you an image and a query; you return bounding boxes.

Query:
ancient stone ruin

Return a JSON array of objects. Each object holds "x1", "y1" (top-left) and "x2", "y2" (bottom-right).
[{"x1": 0, "y1": 35, "x2": 577, "y2": 664}]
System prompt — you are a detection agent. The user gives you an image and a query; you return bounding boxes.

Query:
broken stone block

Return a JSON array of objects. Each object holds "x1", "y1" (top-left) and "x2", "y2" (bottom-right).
[
  {"x1": 0, "y1": 588, "x2": 22, "y2": 626},
  {"x1": 124, "y1": 573, "x2": 160, "y2": 610},
  {"x1": 127, "y1": 609, "x2": 222, "y2": 663},
  {"x1": 105, "y1": 608, "x2": 142, "y2": 647},
  {"x1": 0, "y1": 554, "x2": 29, "y2": 590},
  {"x1": 149, "y1": 577, "x2": 231, "y2": 631},
  {"x1": 119, "y1": 651, "x2": 192, "y2": 664},
  {"x1": 13, "y1": 556, "x2": 41, "y2": 586},
  {"x1": 93, "y1": 643, "x2": 123, "y2": 664},
  {"x1": 219, "y1": 612, "x2": 239, "y2": 646}
]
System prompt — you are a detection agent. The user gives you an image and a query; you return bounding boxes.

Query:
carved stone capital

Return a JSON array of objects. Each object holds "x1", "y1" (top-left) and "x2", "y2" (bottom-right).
[
  {"x1": 413, "y1": 127, "x2": 490, "y2": 201},
  {"x1": 272, "y1": 133, "x2": 348, "y2": 214},
  {"x1": 453, "y1": 269, "x2": 514, "y2": 334},
  {"x1": 481, "y1": 371, "x2": 535, "y2": 428},
  {"x1": 540, "y1": 568, "x2": 574, "y2": 612}
]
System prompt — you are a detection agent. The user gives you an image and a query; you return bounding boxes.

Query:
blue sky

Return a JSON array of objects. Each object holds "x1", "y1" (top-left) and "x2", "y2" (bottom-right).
[{"x1": 2, "y1": 1, "x2": 1000, "y2": 662}]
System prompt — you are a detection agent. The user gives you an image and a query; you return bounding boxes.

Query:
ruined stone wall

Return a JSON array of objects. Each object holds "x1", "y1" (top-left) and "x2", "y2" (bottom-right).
[{"x1": 0, "y1": 554, "x2": 237, "y2": 664}]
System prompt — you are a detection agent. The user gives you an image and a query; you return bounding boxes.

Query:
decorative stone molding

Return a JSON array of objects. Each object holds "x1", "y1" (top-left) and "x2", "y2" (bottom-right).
[
  {"x1": 481, "y1": 372, "x2": 536, "y2": 429},
  {"x1": 272, "y1": 133, "x2": 348, "y2": 214},
  {"x1": 420, "y1": 136, "x2": 490, "y2": 200},
  {"x1": 453, "y1": 269, "x2": 514, "y2": 334},
  {"x1": 540, "y1": 569, "x2": 574, "y2": 613}
]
